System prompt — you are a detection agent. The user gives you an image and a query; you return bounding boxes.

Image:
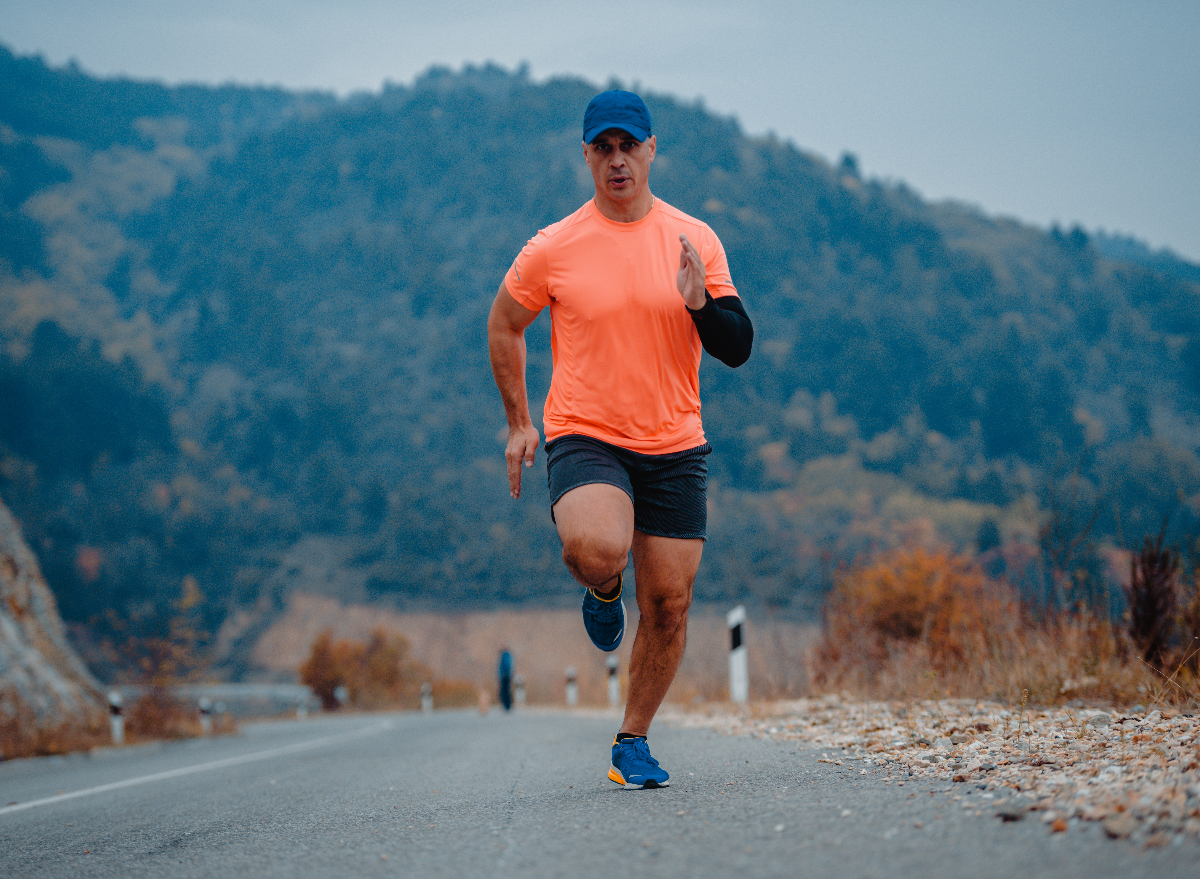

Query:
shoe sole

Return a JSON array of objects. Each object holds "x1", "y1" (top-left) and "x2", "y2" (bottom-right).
[{"x1": 608, "y1": 765, "x2": 669, "y2": 790}]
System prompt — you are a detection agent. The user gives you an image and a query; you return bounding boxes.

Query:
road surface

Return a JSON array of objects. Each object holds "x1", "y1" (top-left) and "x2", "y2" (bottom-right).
[{"x1": 1, "y1": 708, "x2": 1194, "y2": 877}]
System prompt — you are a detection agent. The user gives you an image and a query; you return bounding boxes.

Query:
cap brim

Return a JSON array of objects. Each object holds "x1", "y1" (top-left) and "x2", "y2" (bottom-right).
[{"x1": 584, "y1": 123, "x2": 650, "y2": 144}]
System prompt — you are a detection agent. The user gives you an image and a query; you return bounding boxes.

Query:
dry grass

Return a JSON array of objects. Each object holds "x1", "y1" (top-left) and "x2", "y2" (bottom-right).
[
  {"x1": 0, "y1": 692, "x2": 109, "y2": 759},
  {"x1": 124, "y1": 687, "x2": 214, "y2": 740},
  {"x1": 813, "y1": 545, "x2": 1198, "y2": 710},
  {"x1": 0, "y1": 687, "x2": 239, "y2": 760}
]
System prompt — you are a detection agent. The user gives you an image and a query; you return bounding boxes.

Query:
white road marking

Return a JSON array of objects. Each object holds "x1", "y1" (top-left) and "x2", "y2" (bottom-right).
[{"x1": 0, "y1": 719, "x2": 394, "y2": 817}]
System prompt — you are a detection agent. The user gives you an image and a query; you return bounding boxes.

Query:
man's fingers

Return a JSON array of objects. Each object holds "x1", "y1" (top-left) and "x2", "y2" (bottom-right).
[
  {"x1": 507, "y1": 455, "x2": 523, "y2": 498},
  {"x1": 505, "y1": 430, "x2": 539, "y2": 499}
]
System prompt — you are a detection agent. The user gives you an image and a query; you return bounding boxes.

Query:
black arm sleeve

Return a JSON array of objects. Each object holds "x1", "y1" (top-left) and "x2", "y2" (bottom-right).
[{"x1": 687, "y1": 291, "x2": 753, "y2": 367}]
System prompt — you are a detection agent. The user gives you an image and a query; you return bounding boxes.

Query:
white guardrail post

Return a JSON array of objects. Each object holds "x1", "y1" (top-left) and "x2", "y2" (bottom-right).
[
  {"x1": 565, "y1": 666, "x2": 578, "y2": 707},
  {"x1": 727, "y1": 605, "x2": 748, "y2": 704},
  {"x1": 108, "y1": 690, "x2": 124, "y2": 745},
  {"x1": 606, "y1": 655, "x2": 621, "y2": 708}
]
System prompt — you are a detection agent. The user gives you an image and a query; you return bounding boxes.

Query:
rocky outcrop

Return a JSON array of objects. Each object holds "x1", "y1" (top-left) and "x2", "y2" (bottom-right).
[{"x1": 0, "y1": 497, "x2": 103, "y2": 722}]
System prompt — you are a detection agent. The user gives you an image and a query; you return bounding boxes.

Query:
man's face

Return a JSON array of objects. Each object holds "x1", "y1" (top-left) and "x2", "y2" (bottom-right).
[{"x1": 583, "y1": 128, "x2": 656, "y2": 205}]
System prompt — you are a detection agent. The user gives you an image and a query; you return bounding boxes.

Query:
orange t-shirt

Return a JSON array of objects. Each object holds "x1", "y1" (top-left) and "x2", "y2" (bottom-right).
[{"x1": 504, "y1": 198, "x2": 738, "y2": 454}]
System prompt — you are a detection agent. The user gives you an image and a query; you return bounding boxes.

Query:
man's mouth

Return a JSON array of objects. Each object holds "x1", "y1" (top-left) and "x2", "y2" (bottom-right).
[{"x1": 609, "y1": 176, "x2": 630, "y2": 186}]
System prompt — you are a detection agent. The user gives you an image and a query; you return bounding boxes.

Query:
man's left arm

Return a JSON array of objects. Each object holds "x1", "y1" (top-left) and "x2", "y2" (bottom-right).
[
  {"x1": 687, "y1": 292, "x2": 753, "y2": 367},
  {"x1": 677, "y1": 233, "x2": 753, "y2": 368}
]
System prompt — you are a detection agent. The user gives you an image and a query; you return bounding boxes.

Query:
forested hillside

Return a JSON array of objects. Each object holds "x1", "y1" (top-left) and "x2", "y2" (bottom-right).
[{"x1": 2, "y1": 47, "x2": 1198, "y2": 678}]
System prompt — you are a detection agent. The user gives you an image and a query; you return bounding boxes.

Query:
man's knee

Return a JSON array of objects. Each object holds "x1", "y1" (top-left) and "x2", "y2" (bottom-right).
[
  {"x1": 640, "y1": 591, "x2": 691, "y2": 634},
  {"x1": 561, "y1": 533, "x2": 629, "y2": 587}
]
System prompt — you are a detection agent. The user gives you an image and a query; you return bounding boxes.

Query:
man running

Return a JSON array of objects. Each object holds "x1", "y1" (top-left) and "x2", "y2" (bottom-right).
[{"x1": 487, "y1": 89, "x2": 752, "y2": 789}]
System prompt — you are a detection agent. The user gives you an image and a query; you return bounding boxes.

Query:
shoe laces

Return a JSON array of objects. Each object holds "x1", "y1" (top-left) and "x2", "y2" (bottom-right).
[{"x1": 622, "y1": 738, "x2": 659, "y2": 767}]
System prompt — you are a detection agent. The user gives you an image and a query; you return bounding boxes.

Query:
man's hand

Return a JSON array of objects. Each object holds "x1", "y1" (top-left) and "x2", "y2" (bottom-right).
[
  {"x1": 676, "y1": 234, "x2": 707, "y2": 310},
  {"x1": 505, "y1": 423, "x2": 540, "y2": 499}
]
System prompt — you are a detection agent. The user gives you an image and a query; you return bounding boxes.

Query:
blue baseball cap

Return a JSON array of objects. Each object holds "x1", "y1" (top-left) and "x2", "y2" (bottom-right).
[{"x1": 583, "y1": 90, "x2": 653, "y2": 144}]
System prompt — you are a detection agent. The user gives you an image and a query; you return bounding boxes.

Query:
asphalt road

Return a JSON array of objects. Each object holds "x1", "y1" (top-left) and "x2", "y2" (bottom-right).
[{"x1": 1, "y1": 708, "x2": 1195, "y2": 878}]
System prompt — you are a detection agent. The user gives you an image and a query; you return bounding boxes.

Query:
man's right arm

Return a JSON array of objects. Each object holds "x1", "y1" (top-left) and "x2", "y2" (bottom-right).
[{"x1": 487, "y1": 282, "x2": 542, "y2": 499}]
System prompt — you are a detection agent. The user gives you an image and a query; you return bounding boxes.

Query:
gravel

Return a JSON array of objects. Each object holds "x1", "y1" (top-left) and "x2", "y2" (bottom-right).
[{"x1": 665, "y1": 695, "x2": 1200, "y2": 846}]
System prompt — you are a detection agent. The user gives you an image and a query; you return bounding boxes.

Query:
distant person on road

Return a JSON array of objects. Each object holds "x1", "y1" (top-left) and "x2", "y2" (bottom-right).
[
  {"x1": 488, "y1": 89, "x2": 752, "y2": 789},
  {"x1": 498, "y1": 648, "x2": 514, "y2": 712}
]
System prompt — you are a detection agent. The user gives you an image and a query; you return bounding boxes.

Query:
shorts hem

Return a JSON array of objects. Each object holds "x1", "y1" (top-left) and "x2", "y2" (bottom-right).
[
  {"x1": 549, "y1": 477, "x2": 635, "y2": 513},
  {"x1": 634, "y1": 526, "x2": 707, "y2": 541}
]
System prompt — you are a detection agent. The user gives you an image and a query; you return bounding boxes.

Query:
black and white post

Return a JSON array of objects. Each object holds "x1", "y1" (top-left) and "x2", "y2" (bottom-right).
[
  {"x1": 727, "y1": 604, "x2": 748, "y2": 704},
  {"x1": 565, "y1": 666, "x2": 578, "y2": 707},
  {"x1": 606, "y1": 655, "x2": 621, "y2": 708},
  {"x1": 107, "y1": 689, "x2": 124, "y2": 745},
  {"x1": 421, "y1": 682, "x2": 433, "y2": 714},
  {"x1": 198, "y1": 696, "x2": 213, "y2": 735}
]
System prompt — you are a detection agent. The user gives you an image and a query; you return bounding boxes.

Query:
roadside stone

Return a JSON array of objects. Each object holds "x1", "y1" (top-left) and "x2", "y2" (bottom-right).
[
  {"x1": 1102, "y1": 812, "x2": 1138, "y2": 839},
  {"x1": 668, "y1": 696, "x2": 1200, "y2": 845},
  {"x1": 995, "y1": 802, "x2": 1027, "y2": 822}
]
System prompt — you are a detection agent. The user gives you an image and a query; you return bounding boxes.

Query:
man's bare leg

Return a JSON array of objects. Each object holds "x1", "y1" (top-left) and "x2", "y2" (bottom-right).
[
  {"x1": 552, "y1": 483, "x2": 634, "y2": 592},
  {"x1": 620, "y1": 532, "x2": 702, "y2": 737},
  {"x1": 553, "y1": 486, "x2": 701, "y2": 736}
]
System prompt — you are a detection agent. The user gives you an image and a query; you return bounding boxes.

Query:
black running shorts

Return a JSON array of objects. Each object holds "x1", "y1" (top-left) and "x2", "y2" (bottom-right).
[{"x1": 545, "y1": 434, "x2": 712, "y2": 540}]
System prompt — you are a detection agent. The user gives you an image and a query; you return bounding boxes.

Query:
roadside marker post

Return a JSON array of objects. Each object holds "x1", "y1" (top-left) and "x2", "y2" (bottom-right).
[
  {"x1": 727, "y1": 605, "x2": 748, "y2": 704},
  {"x1": 108, "y1": 690, "x2": 124, "y2": 745},
  {"x1": 606, "y1": 655, "x2": 621, "y2": 708},
  {"x1": 421, "y1": 682, "x2": 433, "y2": 714},
  {"x1": 565, "y1": 666, "x2": 578, "y2": 707},
  {"x1": 198, "y1": 697, "x2": 213, "y2": 735},
  {"x1": 514, "y1": 674, "x2": 526, "y2": 707}
]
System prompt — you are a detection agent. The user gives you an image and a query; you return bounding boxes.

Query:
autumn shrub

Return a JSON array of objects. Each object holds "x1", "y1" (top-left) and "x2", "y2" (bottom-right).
[
  {"x1": 817, "y1": 546, "x2": 1016, "y2": 678},
  {"x1": 299, "y1": 628, "x2": 432, "y2": 711},
  {"x1": 812, "y1": 545, "x2": 1173, "y2": 706},
  {"x1": 125, "y1": 687, "x2": 202, "y2": 740},
  {"x1": 1125, "y1": 533, "x2": 1179, "y2": 667},
  {"x1": 1175, "y1": 539, "x2": 1200, "y2": 676},
  {"x1": 299, "y1": 630, "x2": 344, "y2": 711}
]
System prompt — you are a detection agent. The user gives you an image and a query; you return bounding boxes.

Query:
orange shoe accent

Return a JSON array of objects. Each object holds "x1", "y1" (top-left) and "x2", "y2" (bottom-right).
[{"x1": 608, "y1": 767, "x2": 626, "y2": 785}]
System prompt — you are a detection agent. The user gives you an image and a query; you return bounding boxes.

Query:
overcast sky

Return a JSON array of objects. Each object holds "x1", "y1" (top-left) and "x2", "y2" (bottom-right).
[{"x1": 3, "y1": 0, "x2": 1198, "y2": 261}]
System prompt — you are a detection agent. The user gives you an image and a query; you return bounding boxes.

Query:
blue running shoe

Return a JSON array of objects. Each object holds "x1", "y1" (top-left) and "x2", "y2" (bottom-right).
[
  {"x1": 609, "y1": 735, "x2": 670, "y2": 789},
  {"x1": 582, "y1": 573, "x2": 625, "y2": 652}
]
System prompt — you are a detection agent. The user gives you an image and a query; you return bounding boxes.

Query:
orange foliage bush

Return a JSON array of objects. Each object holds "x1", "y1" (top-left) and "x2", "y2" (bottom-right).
[
  {"x1": 819, "y1": 546, "x2": 1016, "y2": 675},
  {"x1": 125, "y1": 687, "x2": 204, "y2": 740},
  {"x1": 299, "y1": 628, "x2": 432, "y2": 711},
  {"x1": 813, "y1": 545, "x2": 1168, "y2": 706}
]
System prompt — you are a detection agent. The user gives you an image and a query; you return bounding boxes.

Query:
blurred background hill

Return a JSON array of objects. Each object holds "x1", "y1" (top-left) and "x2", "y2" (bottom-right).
[{"x1": 2, "y1": 46, "x2": 1198, "y2": 680}]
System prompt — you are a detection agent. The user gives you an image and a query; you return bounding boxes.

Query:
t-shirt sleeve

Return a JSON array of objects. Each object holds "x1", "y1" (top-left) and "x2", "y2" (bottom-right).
[
  {"x1": 700, "y1": 228, "x2": 738, "y2": 300},
  {"x1": 504, "y1": 231, "x2": 552, "y2": 312}
]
